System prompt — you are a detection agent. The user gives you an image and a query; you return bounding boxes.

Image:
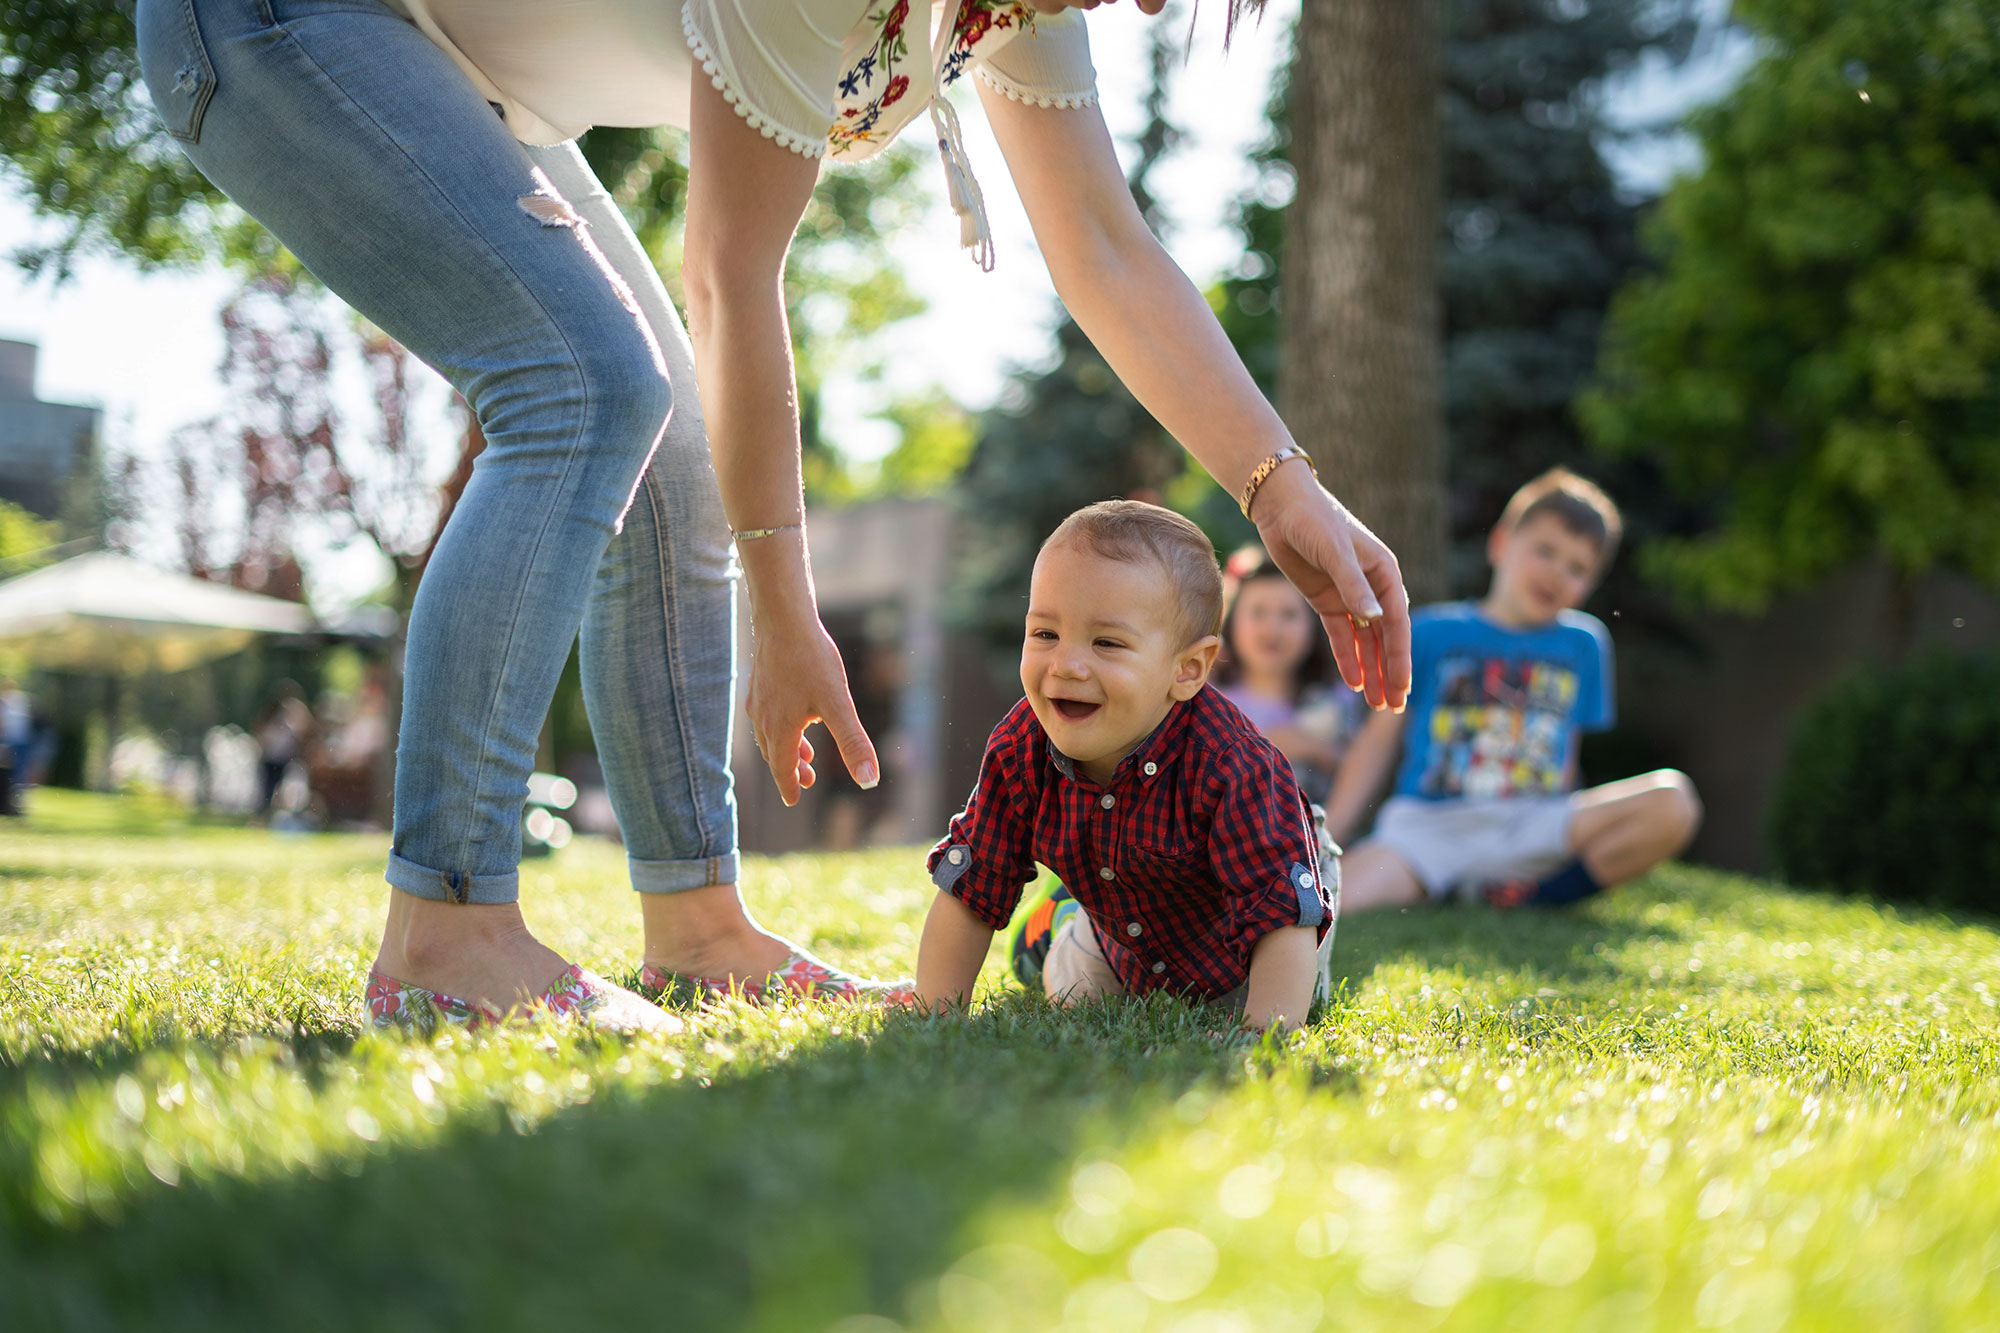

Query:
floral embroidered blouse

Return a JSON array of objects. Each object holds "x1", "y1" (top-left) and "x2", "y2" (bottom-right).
[{"x1": 382, "y1": 0, "x2": 1100, "y2": 160}]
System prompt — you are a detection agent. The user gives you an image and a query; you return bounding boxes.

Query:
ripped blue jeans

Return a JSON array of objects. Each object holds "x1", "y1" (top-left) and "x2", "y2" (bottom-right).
[{"x1": 138, "y1": 0, "x2": 740, "y2": 902}]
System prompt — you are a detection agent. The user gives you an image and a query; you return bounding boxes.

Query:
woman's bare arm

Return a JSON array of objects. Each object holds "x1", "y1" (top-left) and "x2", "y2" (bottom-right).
[
  {"x1": 978, "y1": 88, "x2": 1410, "y2": 710},
  {"x1": 684, "y1": 79, "x2": 879, "y2": 804}
]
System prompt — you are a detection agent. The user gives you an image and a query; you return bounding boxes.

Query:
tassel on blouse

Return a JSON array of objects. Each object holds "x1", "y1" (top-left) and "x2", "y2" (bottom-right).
[{"x1": 928, "y1": 0, "x2": 995, "y2": 272}]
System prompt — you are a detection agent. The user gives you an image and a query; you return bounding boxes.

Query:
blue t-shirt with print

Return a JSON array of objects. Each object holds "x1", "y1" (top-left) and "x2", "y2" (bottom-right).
[{"x1": 1393, "y1": 602, "x2": 1614, "y2": 801}]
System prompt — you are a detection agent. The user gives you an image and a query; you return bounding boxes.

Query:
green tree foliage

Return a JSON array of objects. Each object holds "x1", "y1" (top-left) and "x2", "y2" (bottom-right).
[
  {"x1": 0, "y1": 497, "x2": 57, "y2": 568},
  {"x1": 0, "y1": 0, "x2": 280, "y2": 275},
  {"x1": 1218, "y1": 0, "x2": 1696, "y2": 596},
  {"x1": 869, "y1": 389, "x2": 977, "y2": 497},
  {"x1": 1581, "y1": 0, "x2": 2000, "y2": 611}
]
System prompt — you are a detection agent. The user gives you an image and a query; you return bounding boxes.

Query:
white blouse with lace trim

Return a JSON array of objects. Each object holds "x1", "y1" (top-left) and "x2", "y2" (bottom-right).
[{"x1": 380, "y1": 0, "x2": 1098, "y2": 160}]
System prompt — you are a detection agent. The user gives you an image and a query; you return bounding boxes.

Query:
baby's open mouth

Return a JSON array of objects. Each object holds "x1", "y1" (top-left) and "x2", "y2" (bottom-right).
[{"x1": 1051, "y1": 698, "x2": 1101, "y2": 722}]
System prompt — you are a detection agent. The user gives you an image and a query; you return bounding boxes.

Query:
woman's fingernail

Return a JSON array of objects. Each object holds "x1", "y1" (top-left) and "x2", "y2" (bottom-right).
[{"x1": 858, "y1": 761, "x2": 880, "y2": 790}]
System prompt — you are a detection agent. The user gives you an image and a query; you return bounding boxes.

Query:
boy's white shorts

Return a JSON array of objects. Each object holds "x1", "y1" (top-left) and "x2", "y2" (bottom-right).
[{"x1": 1372, "y1": 795, "x2": 1575, "y2": 899}]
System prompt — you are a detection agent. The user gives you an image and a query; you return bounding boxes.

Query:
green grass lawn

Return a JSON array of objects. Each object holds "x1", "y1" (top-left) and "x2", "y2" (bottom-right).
[{"x1": 3, "y1": 789, "x2": 1998, "y2": 1331}]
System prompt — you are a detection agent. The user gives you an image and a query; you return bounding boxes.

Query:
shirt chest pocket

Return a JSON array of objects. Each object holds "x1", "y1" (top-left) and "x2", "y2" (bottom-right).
[{"x1": 1120, "y1": 841, "x2": 1212, "y2": 895}]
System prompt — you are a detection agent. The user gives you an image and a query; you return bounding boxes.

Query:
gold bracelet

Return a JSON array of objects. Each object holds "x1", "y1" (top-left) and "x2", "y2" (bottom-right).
[
  {"x1": 1237, "y1": 446, "x2": 1317, "y2": 520},
  {"x1": 731, "y1": 522, "x2": 803, "y2": 543}
]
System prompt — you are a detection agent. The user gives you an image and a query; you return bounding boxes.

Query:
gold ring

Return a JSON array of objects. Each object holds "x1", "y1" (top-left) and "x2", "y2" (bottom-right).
[{"x1": 1352, "y1": 615, "x2": 1372, "y2": 630}]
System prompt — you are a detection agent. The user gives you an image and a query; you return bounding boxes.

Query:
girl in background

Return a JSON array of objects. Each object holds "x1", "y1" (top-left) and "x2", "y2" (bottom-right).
[{"x1": 1214, "y1": 551, "x2": 1365, "y2": 806}]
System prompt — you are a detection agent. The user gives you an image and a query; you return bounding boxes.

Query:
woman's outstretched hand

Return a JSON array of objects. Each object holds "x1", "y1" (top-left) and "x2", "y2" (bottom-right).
[
  {"x1": 745, "y1": 610, "x2": 880, "y2": 808},
  {"x1": 1250, "y1": 461, "x2": 1412, "y2": 712}
]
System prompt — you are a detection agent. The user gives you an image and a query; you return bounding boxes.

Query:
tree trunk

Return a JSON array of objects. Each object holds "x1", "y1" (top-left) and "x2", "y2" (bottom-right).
[{"x1": 1279, "y1": 0, "x2": 1449, "y2": 602}]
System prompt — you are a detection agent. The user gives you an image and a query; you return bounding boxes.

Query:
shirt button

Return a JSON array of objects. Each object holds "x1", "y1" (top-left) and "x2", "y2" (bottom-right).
[
  {"x1": 1126, "y1": 922, "x2": 1143, "y2": 937},
  {"x1": 1100, "y1": 793, "x2": 1115, "y2": 810},
  {"x1": 1151, "y1": 961, "x2": 1167, "y2": 974},
  {"x1": 1296, "y1": 868, "x2": 1314, "y2": 887},
  {"x1": 948, "y1": 848, "x2": 965, "y2": 865},
  {"x1": 1143, "y1": 762, "x2": 1158, "y2": 776},
  {"x1": 1098, "y1": 866, "x2": 1116, "y2": 881}
]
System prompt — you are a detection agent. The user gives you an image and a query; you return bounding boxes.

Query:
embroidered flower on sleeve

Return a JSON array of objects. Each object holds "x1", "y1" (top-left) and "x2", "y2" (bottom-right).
[{"x1": 827, "y1": 0, "x2": 1035, "y2": 158}]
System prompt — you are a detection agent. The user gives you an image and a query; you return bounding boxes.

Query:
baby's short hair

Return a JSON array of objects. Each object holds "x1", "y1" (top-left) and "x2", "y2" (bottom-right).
[
  {"x1": 1041, "y1": 500, "x2": 1224, "y2": 644},
  {"x1": 1499, "y1": 468, "x2": 1623, "y2": 568}
]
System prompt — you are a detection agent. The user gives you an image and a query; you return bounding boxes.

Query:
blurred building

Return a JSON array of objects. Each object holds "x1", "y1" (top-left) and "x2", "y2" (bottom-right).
[{"x1": 0, "y1": 339, "x2": 101, "y2": 521}]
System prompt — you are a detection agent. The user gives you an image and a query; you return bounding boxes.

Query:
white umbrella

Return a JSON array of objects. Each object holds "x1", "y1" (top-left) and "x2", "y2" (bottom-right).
[{"x1": 0, "y1": 552, "x2": 314, "y2": 673}]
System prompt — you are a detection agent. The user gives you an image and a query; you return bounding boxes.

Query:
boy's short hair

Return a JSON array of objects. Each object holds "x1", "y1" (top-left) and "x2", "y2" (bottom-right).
[
  {"x1": 1041, "y1": 500, "x2": 1224, "y2": 644},
  {"x1": 1498, "y1": 468, "x2": 1623, "y2": 568}
]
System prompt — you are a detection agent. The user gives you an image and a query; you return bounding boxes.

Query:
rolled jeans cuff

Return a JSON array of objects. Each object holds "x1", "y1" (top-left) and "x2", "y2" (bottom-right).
[
  {"x1": 386, "y1": 850, "x2": 520, "y2": 905},
  {"x1": 630, "y1": 851, "x2": 738, "y2": 894}
]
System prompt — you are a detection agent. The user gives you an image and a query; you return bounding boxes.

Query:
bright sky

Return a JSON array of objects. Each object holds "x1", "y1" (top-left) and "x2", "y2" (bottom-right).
[{"x1": 0, "y1": 0, "x2": 1748, "y2": 606}]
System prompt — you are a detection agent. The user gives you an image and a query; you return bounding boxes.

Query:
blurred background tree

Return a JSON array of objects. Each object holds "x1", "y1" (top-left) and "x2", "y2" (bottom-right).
[
  {"x1": 0, "y1": 498, "x2": 57, "y2": 571},
  {"x1": 1283, "y1": 0, "x2": 1449, "y2": 601},
  {"x1": 0, "y1": 0, "x2": 287, "y2": 275},
  {"x1": 1581, "y1": 0, "x2": 2000, "y2": 617}
]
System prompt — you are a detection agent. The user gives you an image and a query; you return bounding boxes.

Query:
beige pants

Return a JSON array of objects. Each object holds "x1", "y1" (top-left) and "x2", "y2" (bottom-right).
[
  {"x1": 1042, "y1": 913, "x2": 1126, "y2": 1002},
  {"x1": 1042, "y1": 893, "x2": 1339, "y2": 1013},
  {"x1": 1043, "y1": 915, "x2": 1260, "y2": 1014}
]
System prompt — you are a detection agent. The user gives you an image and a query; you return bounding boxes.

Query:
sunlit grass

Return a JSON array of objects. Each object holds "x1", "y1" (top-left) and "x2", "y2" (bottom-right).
[{"x1": 3, "y1": 788, "x2": 1997, "y2": 1330}]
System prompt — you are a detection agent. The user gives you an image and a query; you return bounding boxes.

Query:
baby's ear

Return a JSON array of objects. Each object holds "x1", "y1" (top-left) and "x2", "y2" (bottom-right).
[{"x1": 1173, "y1": 635, "x2": 1222, "y2": 700}]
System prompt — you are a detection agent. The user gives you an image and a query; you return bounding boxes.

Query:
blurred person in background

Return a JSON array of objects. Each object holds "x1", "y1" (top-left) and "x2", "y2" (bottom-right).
[
  {"x1": 1213, "y1": 552, "x2": 1366, "y2": 807},
  {"x1": 1329, "y1": 470, "x2": 1701, "y2": 913},
  {"x1": 0, "y1": 677, "x2": 31, "y2": 816},
  {"x1": 252, "y1": 680, "x2": 314, "y2": 817}
]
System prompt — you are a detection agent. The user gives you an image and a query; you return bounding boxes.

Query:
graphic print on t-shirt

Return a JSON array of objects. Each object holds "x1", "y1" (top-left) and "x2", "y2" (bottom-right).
[
  {"x1": 1391, "y1": 603, "x2": 1615, "y2": 803},
  {"x1": 1419, "y1": 654, "x2": 1582, "y2": 799}
]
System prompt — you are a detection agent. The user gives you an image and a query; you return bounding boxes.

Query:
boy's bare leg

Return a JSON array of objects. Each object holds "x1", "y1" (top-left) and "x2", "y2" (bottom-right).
[
  {"x1": 1338, "y1": 842, "x2": 1428, "y2": 913},
  {"x1": 1567, "y1": 769, "x2": 1703, "y2": 886}
]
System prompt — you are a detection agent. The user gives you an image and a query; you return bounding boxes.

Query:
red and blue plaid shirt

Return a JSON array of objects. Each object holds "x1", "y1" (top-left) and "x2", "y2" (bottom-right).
[{"x1": 927, "y1": 685, "x2": 1332, "y2": 1000}]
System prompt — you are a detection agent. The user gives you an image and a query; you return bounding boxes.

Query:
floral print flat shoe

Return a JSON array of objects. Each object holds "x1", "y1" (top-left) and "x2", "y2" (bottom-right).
[
  {"x1": 637, "y1": 952, "x2": 916, "y2": 1008},
  {"x1": 368, "y1": 963, "x2": 684, "y2": 1035}
]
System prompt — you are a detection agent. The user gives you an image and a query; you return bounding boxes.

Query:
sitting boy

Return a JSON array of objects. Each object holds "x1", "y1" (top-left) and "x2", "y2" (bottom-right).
[
  {"x1": 1327, "y1": 468, "x2": 1702, "y2": 911},
  {"x1": 913, "y1": 501, "x2": 1337, "y2": 1032}
]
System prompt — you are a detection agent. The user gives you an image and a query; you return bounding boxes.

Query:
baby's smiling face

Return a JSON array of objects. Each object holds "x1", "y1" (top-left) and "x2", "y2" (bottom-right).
[{"x1": 1020, "y1": 540, "x2": 1219, "y2": 786}]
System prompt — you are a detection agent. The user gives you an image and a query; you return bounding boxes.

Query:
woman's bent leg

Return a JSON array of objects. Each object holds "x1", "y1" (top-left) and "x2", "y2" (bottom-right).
[{"x1": 140, "y1": 0, "x2": 671, "y2": 1008}]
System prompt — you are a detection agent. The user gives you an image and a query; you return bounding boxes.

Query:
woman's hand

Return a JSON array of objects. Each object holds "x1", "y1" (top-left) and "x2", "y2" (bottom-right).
[
  {"x1": 745, "y1": 606, "x2": 880, "y2": 808},
  {"x1": 1250, "y1": 460, "x2": 1412, "y2": 712}
]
